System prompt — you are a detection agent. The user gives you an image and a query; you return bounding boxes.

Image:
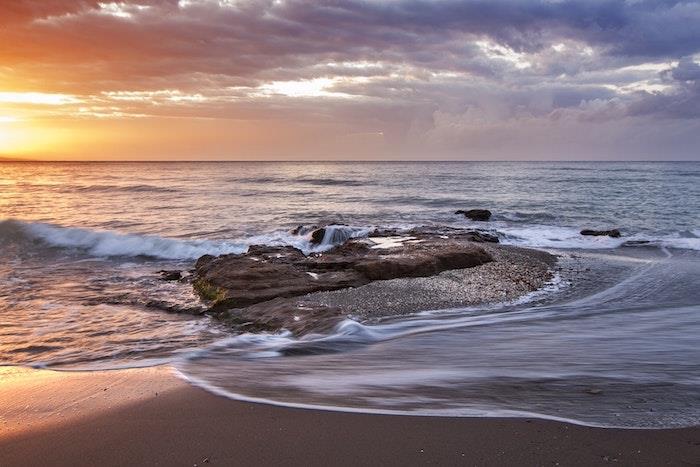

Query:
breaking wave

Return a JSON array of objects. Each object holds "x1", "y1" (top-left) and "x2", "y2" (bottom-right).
[
  {"x1": 1, "y1": 215, "x2": 698, "y2": 263},
  {"x1": 498, "y1": 224, "x2": 700, "y2": 251},
  {"x1": 0, "y1": 219, "x2": 247, "y2": 260},
  {"x1": 0, "y1": 220, "x2": 374, "y2": 260}
]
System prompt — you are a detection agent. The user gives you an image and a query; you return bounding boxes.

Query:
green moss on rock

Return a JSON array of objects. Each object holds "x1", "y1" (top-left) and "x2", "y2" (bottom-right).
[{"x1": 193, "y1": 278, "x2": 227, "y2": 304}]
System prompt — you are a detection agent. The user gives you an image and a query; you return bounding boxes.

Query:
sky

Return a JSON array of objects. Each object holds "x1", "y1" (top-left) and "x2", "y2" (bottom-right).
[{"x1": 0, "y1": 0, "x2": 699, "y2": 160}]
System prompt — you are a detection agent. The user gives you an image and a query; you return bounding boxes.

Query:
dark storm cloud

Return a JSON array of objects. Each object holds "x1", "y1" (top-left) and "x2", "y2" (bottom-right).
[{"x1": 3, "y1": 0, "x2": 699, "y2": 83}]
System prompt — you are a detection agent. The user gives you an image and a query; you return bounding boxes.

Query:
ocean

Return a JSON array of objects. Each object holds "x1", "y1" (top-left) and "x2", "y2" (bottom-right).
[{"x1": 1, "y1": 161, "x2": 699, "y2": 428}]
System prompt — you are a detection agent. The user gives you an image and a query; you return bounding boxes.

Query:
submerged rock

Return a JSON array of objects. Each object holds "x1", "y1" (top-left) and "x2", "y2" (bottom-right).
[
  {"x1": 580, "y1": 229, "x2": 621, "y2": 238},
  {"x1": 455, "y1": 209, "x2": 492, "y2": 221},
  {"x1": 622, "y1": 240, "x2": 651, "y2": 246}
]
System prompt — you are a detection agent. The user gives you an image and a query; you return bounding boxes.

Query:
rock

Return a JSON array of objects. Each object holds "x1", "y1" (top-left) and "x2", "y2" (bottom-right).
[
  {"x1": 455, "y1": 209, "x2": 492, "y2": 221},
  {"x1": 580, "y1": 229, "x2": 621, "y2": 238},
  {"x1": 159, "y1": 270, "x2": 182, "y2": 281},
  {"x1": 354, "y1": 246, "x2": 492, "y2": 281},
  {"x1": 310, "y1": 227, "x2": 327, "y2": 244},
  {"x1": 407, "y1": 227, "x2": 499, "y2": 243},
  {"x1": 310, "y1": 225, "x2": 358, "y2": 246},
  {"x1": 291, "y1": 225, "x2": 317, "y2": 236},
  {"x1": 218, "y1": 297, "x2": 345, "y2": 335},
  {"x1": 622, "y1": 240, "x2": 650, "y2": 246},
  {"x1": 193, "y1": 232, "x2": 494, "y2": 332},
  {"x1": 461, "y1": 230, "x2": 499, "y2": 243}
]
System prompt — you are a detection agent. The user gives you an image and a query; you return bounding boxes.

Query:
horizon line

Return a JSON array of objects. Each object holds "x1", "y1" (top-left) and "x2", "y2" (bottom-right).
[{"x1": 2, "y1": 158, "x2": 699, "y2": 163}]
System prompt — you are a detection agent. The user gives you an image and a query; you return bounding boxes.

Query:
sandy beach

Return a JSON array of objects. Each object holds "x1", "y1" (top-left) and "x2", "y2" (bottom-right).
[{"x1": 1, "y1": 366, "x2": 698, "y2": 466}]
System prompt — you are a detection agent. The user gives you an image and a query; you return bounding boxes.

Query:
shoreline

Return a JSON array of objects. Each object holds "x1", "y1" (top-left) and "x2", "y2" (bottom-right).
[{"x1": 1, "y1": 366, "x2": 698, "y2": 466}]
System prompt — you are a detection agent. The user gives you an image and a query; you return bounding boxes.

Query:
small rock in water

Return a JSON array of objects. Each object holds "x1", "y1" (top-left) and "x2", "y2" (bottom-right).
[
  {"x1": 622, "y1": 240, "x2": 650, "y2": 246},
  {"x1": 159, "y1": 270, "x2": 182, "y2": 281},
  {"x1": 310, "y1": 225, "x2": 355, "y2": 246},
  {"x1": 455, "y1": 209, "x2": 492, "y2": 221},
  {"x1": 310, "y1": 227, "x2": 326, "y2": 244},
  {"x1": 291, "y1": 225, "x2": 317, "y2": 236},
  {"x1": 580, "y1": 229, "x2": 621, "y2": 238},
  {"x1": 585, "y1": 388, "x2": 603, "y2": 395}
]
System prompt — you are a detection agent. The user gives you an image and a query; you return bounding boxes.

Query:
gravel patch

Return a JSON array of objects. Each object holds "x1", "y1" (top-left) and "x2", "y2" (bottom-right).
[{"x1": 297, "y1": 244, "x2": 556, "y2": 320}]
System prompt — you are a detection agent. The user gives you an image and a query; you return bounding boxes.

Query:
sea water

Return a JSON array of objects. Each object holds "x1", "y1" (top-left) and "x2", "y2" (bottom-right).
[{"x1": 1, "y1": 161, "x2": 698, "y2": 427}]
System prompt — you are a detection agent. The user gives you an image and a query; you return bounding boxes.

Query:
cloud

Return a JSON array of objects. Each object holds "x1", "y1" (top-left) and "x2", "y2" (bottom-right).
[{"x1": 0, "y1": 0, "x2": 699, "y2": 159}]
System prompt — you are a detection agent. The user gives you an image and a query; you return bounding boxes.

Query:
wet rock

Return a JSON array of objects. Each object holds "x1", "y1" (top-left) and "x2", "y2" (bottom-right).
[
  {"x1": 460, "y1": 230, "x2": 499, "y2": 243},
  {"x1": 622, "y1": 240, "x2": 650, "y2": 246},
  {"x1": 218, "y1": 297, "x2": 345, "y2": 335},
  {"x1": 309, "y1": 225, "x2": 357, "y2": 246},
  {"x1": 310, "y1": 227, "x2": 327, "y2": 244},
  {"x1": 193, "y1": 233, "x2": 494, "y2": 333},
  {"x1": 407, "y1": 226, "x2": 499, "y2": 243},
  {"x1": 353, "y1": 246, "x2": 492, "y2": 281},
  {"x1": 291, "y1": 225, "x2": 318, "y2": 236},
  {"x1": 580, "y1": 229, "x2": 621, "y2": 238},
  {"x1": 159, "y1": 270, "x2": 182, "y2": 281},
  {"x1": 455, "y1": 209, "x2": 492, "y2": 221}
]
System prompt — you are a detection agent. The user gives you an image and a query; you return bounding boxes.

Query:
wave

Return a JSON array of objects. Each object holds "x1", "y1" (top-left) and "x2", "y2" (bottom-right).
[
  {"x1": 0, "y1": 220, "x2": 247, "y2": 260},
  {"x1": 237, "y1": 189, "x2": 317, "y2": 197},
  {"x1": 0, "y1": 220, "x2": 373, "y2": 260},
  {"x1": 229, "y1": 176, "x2": 285, "y2": 184},
  {"x1": 71, "y1": 184, "x2": 180, "y2": 194},
  {"x1": 292, "y1": 176, "x2": 367, "y2": 187},
  {"x1": 227, "y1": 176, "x2": 368, "y2": 187},
  {"x1": 13, "y1": 182, "x2": 180, "y2": 194},
  {"x1": 494, "y1": 211, "x2": 557, "y2": 223},
  {"x1": 3, "y1": 217, "x2": 697, "y2": 262},
  {"x1": 499, "y1": 224, "x2": 700, "y2": 251}
]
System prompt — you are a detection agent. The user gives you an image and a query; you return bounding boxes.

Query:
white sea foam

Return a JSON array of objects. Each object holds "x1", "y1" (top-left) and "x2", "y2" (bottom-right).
[
  {"x1": 3, "y1": 219, "x2": 374, "y2": 260},
  {"x1": 4, "y1": 218, "x2": 699, "y2": 262},
  {"x1": 499, "y1": 224, "x2": 700, "y2": 251},
  {"x1": 14, "y1": 220, "x2": 247, "y2": 260}
]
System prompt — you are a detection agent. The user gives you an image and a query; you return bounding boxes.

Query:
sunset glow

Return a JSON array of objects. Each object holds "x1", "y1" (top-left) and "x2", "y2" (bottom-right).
[
  {"x1": 2, "y1": 4, "x2": 700, "y2": 464},
  {"x1": 1, "y1": 1, "x2": 699, "y2": 160}
]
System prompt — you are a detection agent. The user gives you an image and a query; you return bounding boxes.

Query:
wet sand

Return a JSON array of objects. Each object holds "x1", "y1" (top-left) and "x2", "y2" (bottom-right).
[{"x1": 1, "y1": 366, "x2": 698, "y2": 466}]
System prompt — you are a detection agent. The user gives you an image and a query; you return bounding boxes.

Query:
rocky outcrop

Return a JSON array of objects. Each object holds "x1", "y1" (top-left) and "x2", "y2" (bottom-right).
[
  {"x1": 455, "y1": 209, "x2": 492, "y2": 221},
  {"x1": 580, "y1": 229, "x2": 621, "y2": 238},
  {"x1": 195, "y1": 237, "x2": 492, "y2": 310},
  {"x1": 193, "y1": 232, "x2": 495, "y2": 334}
]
